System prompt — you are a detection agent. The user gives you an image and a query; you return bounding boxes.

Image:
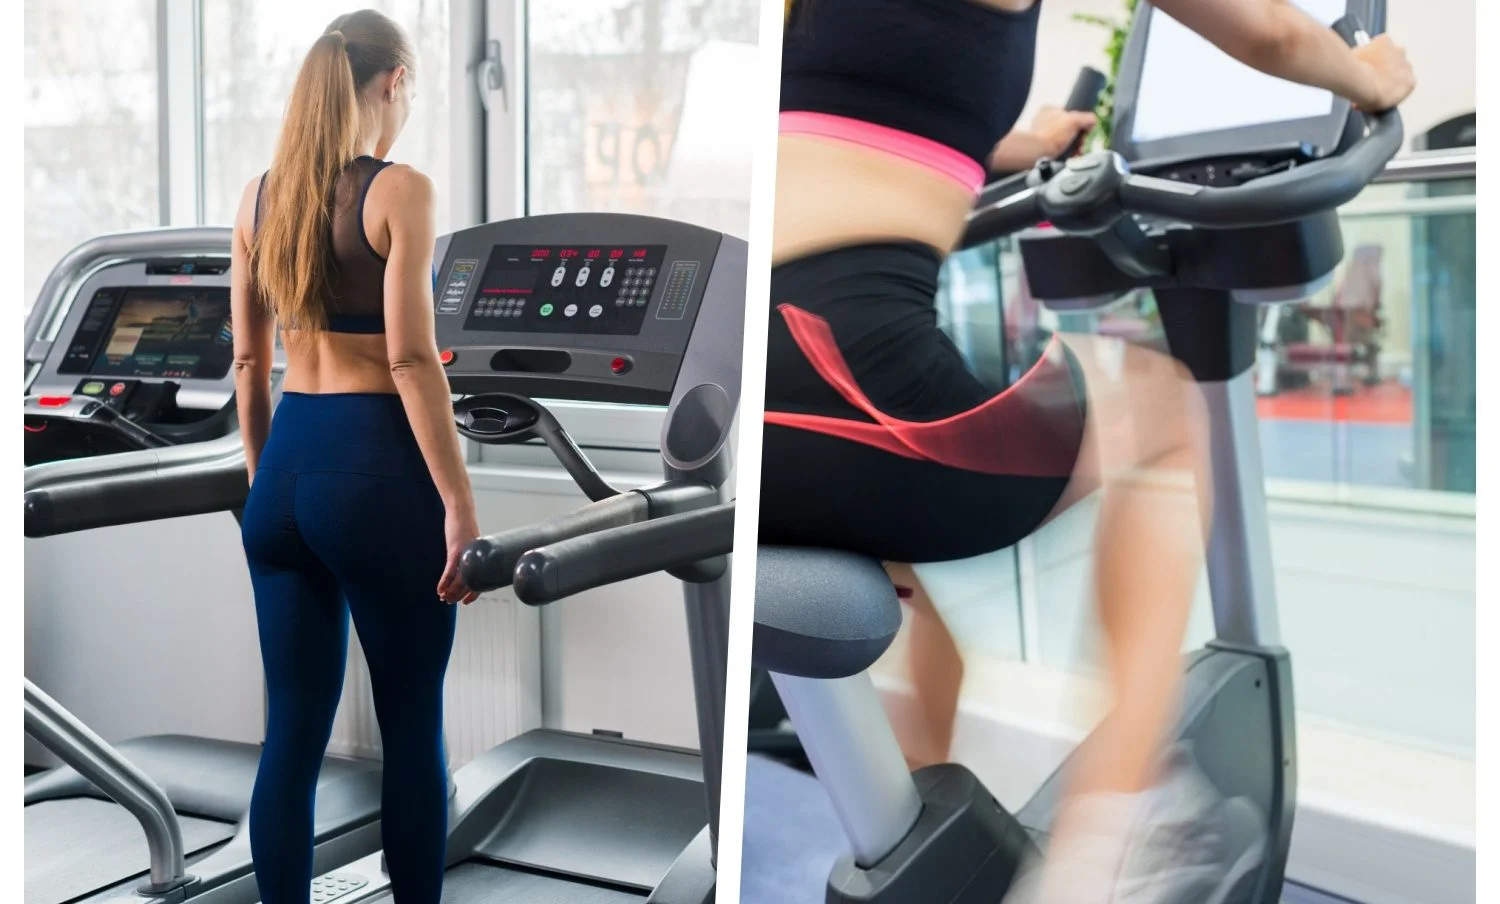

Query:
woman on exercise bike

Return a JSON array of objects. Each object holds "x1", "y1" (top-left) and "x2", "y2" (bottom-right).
[
  {"x1": 765, "y1": 1, "x2": 1414, "y2": 899},
  {"x1": 229, "y1": 10, "x2": 477, "y2": 904}
]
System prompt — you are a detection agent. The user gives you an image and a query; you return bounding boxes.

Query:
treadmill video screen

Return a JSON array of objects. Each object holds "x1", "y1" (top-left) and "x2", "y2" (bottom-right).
[
  {"x1": 1130, "y1": 0, "x2": 1343, "y2": 143},
  {"x1": 80, "y1": 287, "x2": 234, "y2": 379},
  {"x1": 462, "y1": 245, "x2": 671, "y2": 336}
]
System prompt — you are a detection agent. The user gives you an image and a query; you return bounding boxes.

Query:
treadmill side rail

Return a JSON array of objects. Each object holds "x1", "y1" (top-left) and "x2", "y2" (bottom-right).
[{"x1": 23, "y1": 679, "x2": 193, "y2": 897}]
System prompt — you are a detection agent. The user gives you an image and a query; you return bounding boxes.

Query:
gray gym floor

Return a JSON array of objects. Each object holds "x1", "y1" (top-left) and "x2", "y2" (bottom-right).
[{"x1": 740, "y1": 755, "x2": 1360, "y2": 904}]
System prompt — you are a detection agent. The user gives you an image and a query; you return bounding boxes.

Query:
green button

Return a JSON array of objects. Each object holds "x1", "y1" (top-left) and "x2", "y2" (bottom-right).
[
  {"x1": 539, "y1": 303, "x2": 554, "y2": 317},
  {"x1": 82, "y1": 381, "x2": 105, "y2": 395}
]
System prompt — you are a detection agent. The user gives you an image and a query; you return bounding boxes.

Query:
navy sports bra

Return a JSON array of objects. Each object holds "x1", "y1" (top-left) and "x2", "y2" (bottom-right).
[{"x1": 254, "y1": 155, "x2": 394, "y2": 334}]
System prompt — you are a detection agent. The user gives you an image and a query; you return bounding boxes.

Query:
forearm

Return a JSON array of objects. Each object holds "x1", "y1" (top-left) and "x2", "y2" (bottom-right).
[
  {"x1": 1158, "y1": 0, "x2": 1381, "y2": 107},
  {"x1": 391, "y1": 356, "x2": 475, "y2": 514},
  {"x1": 988, "y1": 130, "x2": 1050, "y2": 174},
  {"x1": 234, "y1": 366, "x2": 273, "y2": 481}
]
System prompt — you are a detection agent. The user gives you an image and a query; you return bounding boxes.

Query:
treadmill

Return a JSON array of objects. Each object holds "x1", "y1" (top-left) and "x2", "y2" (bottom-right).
[
  {"x1": 23, "y1": 228, "x2": 385, "y2": 904},
  {"x1": 282, "y1": 212, "x2": 742, "y2": 903}
]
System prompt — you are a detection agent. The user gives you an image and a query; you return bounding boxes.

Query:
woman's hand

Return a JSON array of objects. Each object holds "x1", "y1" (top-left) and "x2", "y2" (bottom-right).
[
  {"x1": 438, "y1": 503, "x2": 482, "y2": 604},
  {"x1": 1029, "y1": 106, "x2": 1099, "y2": 159},
  {"x1": 988, "y1": 106, "x2": 1098, "y2": 173},
  {"x1": 1350, "y1": 34, "x2": 1416, "y2": 112}
]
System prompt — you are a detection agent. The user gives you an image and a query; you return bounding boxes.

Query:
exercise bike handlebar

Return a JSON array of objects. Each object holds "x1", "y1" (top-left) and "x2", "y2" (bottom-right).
[
  {"x1": 1119, "y1": 108, "x2": 1404, "y2": 227},
  {"x1": 961, "y1": 107, "x2": 1404, "y2": 249},
  {"x1": 512, "y1": 501, "x2": 736, "y2": 605}
]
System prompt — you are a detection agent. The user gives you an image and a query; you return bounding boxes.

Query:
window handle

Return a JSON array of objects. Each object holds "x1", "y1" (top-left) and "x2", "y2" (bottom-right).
[{"x1": 475, "y1": 38, "x2": 506, "y2": 113}]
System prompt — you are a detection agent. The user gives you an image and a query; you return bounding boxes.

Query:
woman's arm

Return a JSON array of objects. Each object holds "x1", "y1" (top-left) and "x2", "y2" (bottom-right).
[
  {"x1": 989, "y1": 107, "x2": 1098, "y2": 174},
  {"x1": 379, "y1": 165, "x2": 481, "y2": 603},
  {"x1": 1153, "y1": 0, "x2": 1415, "y2": 111},
  {"x1": 380, "y1": 165, "x2": 475, "y2": 514},
  {"x1": 231, "y1": 177, "x2": 276, "y2": 485}
]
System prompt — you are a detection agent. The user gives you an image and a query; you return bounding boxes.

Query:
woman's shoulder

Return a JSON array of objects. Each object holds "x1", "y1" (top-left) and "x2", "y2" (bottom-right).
[
  {"x1": 234, "y1": 173, "x2": 265, "y2": 233},
  {"x1": 371, "y1": 162, "x2": 434, "y2": 197},
  {"x1": 364, "y1": 163, "x2": 436, "y2": 237}
]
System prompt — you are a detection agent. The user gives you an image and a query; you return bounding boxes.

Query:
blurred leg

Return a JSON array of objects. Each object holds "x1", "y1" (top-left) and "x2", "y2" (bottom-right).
[
  {"x1": 884, "y1": 563, "x2": 964, "y2": 769},
  {"x1": 1016, "y1": 334, "x2": 1216, "y2": 901}
]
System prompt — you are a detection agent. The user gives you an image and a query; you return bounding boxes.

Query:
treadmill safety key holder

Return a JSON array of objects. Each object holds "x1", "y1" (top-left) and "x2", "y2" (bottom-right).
[{"x1": 310, "y1": 872, "x2": 369, "y2": 903}]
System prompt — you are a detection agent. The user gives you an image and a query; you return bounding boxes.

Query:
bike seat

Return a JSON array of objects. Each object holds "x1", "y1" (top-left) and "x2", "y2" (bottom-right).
[{"x1": 753, "y1": 546, "x2": 902, "y2": 679}]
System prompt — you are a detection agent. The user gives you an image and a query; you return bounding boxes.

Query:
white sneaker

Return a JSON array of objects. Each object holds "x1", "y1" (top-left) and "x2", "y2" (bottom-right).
[{"x1": 1003, "y1": 746, "x2": 1232, "y2": 904}]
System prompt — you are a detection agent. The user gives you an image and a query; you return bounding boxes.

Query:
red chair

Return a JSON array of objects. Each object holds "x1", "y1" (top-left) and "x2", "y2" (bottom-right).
[{"x1": 1271, "y1": 245, "x2": 1385, "y2": 396}]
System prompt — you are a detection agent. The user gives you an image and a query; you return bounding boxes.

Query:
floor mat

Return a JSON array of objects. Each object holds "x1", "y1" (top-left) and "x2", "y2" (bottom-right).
[
  {"x1": 26, "y1": 797, "x2": 235, "y2": 904},
  {"x1": 740, "y1": 755, "x2": 848, "y2": 904}
]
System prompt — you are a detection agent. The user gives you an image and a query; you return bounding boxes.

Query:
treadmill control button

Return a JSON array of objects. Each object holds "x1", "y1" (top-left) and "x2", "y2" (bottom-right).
[
  {"x1": 109, "y1": 382, "x2": 127, "y2": 397},
  {"x1": 1068, "y1": 155, "x2": 1104, "y2": 171},
  {"x1": 610, "y1": 356, "x2": 632, "y2": 375},
  {"x1": 440, "y1": 350, "x2": 455, "y2": 366},
  {"x1": 81, "y1": 381, "x2": 105, "y2": 395}
]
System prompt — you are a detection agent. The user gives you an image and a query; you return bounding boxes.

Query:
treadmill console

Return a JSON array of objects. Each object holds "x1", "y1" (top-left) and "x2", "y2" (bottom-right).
[
  {"x1": 434, "y1": 214, "x2": 735, "y2": 406},
  {"x1": 58, "y1": 284, "x2": 234, "y2": 380},
  {"x1": 26, "y1": 254, "x2": 259, "y2": 467}
]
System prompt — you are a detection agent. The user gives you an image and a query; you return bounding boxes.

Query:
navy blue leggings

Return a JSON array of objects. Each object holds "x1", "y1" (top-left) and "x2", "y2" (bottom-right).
[{"x1": 241, "y1": 392, "x2": 456, "y2": 904}]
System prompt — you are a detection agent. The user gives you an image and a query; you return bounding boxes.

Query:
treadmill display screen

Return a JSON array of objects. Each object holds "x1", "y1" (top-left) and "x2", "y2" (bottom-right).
[
  {"x1": 1130, "y1": 0, "x2": 1342, "y2": 143},
  {"x1": 63, "y1": 287, "x2": 234, "y2": 380},
  {"x1": 462, "y1": 245, "x2": 669, "y2": 336}
]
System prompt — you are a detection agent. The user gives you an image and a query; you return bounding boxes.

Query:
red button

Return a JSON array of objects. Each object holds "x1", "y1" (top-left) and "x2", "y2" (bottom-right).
[
  {"x1": 109, "y1": 382, "x2": 127, "y2": 397},
  {"x1": 440, "y1": 350, "x2": 455, "y2": 366},
  {"x1": 610, "y1": 357, "x2": 631, "y2": 375},
  {"x1": 37, "y1": 397, "x2": 71, "y2": 407}
]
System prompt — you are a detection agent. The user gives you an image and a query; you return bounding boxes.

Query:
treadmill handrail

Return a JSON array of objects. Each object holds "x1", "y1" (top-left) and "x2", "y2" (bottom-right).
[
  {"x1": 24, "y1": 431, "x2": 246, "y2": 493},
  {"x1": 459, "y1": 491, "x2": 653, "y2": 593},
  {"x1": 23, "y1": 678, "x2": 190, "y2": 893},
  {"x1": 513, "y1": 501, "x2": 736, "y2": 604},
  {"x1": 25, "y1": 447, "x2": 250, "y2": 538},
  {"x1": 24, "y1": 227, "x2": 233, "y2": 365}
]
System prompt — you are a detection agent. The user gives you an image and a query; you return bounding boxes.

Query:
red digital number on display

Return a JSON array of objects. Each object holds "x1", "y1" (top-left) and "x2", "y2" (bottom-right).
[
  {"x1": 586, "y1": 249, "x2": 601, "y2": 259},
  {"x1": 609, "y1": 249, "x2": 624, "y2": 259},
  {"x1": 633, "y1": 249, "x2": 648, "y2": 258},
  {"x1": 532, "y1": 249, "x2": 551, "y2": 258},
  {"x1": 559, "y1": 249, "x2": 579, "y2": 258}
]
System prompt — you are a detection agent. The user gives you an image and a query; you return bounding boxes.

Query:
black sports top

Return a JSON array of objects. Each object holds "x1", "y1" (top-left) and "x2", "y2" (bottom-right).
[
  {"x1": 254, "y1": 155, "x2": 394, "y2": 334},
  {"x1": 781, "y1": 0, "x2": 1041, "y2": 176}
]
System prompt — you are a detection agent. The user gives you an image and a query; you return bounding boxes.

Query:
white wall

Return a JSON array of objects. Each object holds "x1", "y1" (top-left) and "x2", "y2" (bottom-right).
[{"x1": 1026, "y1": 0, "x2": 1477, "y2": 146}]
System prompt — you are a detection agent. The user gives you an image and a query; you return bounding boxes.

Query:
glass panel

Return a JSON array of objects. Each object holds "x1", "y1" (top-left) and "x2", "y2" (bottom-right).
[
  {"x1": 526, "y1": 0, "x2": 759, "y2": 238},
  {"x1": 1254, "y1": 181, "x2": 1477, "y2": 496},
  {"x1": 24, "y1": 0, "x2": 160, "y2": 313},
  {"x1": 201, "y1": 0, "x2": 452, "y2": 230}
]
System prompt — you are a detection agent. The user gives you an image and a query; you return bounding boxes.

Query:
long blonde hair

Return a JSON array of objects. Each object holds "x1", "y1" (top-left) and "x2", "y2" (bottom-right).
[{"x1": 250, "y1": 9, "x2": 413, "y2": 333}]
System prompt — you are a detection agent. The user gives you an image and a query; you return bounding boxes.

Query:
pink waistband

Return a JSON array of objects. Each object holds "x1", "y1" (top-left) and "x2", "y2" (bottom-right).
[{"x1": 780, "y1": 111, "x2": 986, "y2": 194}]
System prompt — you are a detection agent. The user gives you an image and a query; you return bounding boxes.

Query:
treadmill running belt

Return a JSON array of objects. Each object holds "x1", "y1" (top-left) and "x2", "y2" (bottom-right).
[
  {"x1": 364, "y1": 862, "x2": 648, "y2": 903},
  {"x1": 26, "y1": 798, "x2": 236, "y2": 904}
]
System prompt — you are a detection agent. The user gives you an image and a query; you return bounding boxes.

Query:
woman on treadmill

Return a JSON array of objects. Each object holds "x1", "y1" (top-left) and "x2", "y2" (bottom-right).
[
  {"x1": 766, "y1": 1, "x2": 1414, "y2": 899},
  {"x1": 229, "y1": 10, "x2": 475, "y2": 903}
]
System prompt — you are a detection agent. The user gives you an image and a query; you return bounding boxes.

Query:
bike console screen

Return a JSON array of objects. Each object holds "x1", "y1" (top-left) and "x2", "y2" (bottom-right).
[
  {"x1": 58, "y1": 286, "x2": 234, "y2": 380},
  {"x1": 457, "y1": 245, "x2": 686, "y2": 337}
]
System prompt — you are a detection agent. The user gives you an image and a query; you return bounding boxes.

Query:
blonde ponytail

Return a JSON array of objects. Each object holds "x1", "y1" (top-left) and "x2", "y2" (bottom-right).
[{"x1": 249, "y1": 10, "x2": 413, "y2": 334}]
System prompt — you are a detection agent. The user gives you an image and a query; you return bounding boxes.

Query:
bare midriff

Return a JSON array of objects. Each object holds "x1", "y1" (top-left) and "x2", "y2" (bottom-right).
[
  {"x1": 772, "y1": 135, "x2": 980, "y2": 267},
  {"x1": 279, "y1": 330, "x2": 397, "y2": 394}
]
